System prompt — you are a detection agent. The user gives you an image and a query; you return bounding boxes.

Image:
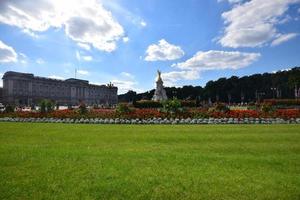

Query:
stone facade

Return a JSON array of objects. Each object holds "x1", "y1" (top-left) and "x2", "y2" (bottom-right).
[
  {"x1": 152, "y1": 70, "x2": 168, "y2": 101},
  {"x1": 2, "y1": 71, "x2": 118, "y2": 106},
  {"x1": 0, "y1": 87, "x2": 3, "y2": 103}
]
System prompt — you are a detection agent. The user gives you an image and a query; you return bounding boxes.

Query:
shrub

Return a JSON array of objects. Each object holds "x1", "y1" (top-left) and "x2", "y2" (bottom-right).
[
  {"x1": 47, "y1": 101, "x2": 54, "y2": 112},
  {"x1": 40, "y1": 101, "x2": 46, "y2": 113},
  {"x1": 209, "y1": 103, "x2": 229, "y2": 113},
  {"x1": 93, "y1": 104, "x2": 99, "y2": 109},
  {"x1": 133, "y1": 100, "x2": 162, "y2": 108},
  {"x1": 88, "y1": 109, "x2": 116, "y2": 119},
  {"x1": 55, "y1": 103, "x2": 59, "y2": 110},
  {"x1": 181, "y1": 100, "x2": 197, "y2": 108},
  {"x1": 39, "y1": 99, "x2": 54, "y2": 113},
  {"x1": 5, "y1": 105, "x2": 15, "y2": 113},
  {"x1": 121, "y1": 108, "x2": 166, "y2": 119},
  {"x1": 261, "y1": 103, "x2": 275, "y2": 113},
  {"x1": 192, "y1": 109, "x2": 209, "y2": 118},
  {"x1": 264, "y1": 99, "x2": 300, "y2": 106},
  {"x1": 162, "y1": 98, "x2": 182, "y2": 114},
  {"x1": 78, "y1": 102, "x2": 88, "y2": 115},
  {"x1": 116, "y1": 103, "x2": 132, "y2": 114}
]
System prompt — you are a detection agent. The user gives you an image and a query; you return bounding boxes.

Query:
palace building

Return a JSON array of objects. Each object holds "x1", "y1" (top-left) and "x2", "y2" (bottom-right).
[{"x1": 2, "y1": 71, "x2": 118, "y2": 106}]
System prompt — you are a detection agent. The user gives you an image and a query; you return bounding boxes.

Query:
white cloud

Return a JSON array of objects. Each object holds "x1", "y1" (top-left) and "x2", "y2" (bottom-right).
[
  {"x1": 122, "y1": 37, "x2": 129, "y2": 43},
  {"x1": 100, "y1": 0, "x2": 146, "y2": 28},
  {"x1": 120, "y1": 72, "x2": 134, "y2": 79},
  {"x1": 0, "y1": 73, "x2": 3, "y2": 87},
  {"x1": 271, "y1": 33, "x2": 298, "y2": 46},
  {"x1": 272, "y1": 68, "x2": 292, "y2": 73},
  {"x1": 0, "y1": 40, "x2": 18, "y2": 63},
  {"x1": 161, "y1": 70, "x2": 200, "y2": 87},
  {"x1": 19, "y1": 53, "x2": 27, "y2": 58},
  {"x1": 48, "y1": 75, "x2": 64, "y2": 80},
  {"x1": 76, "y1": 51, "x2": 81, "y2": 61},
  {"x1": 161, "y1": 50, "x2": 260, "y2": 85},
  {"x1": 174, "y1": 50, "x2": 260, "y2": 71},
  {"x1": 112, "y1": 79, "x2": 142, "y2": 94},
  {"x1": 77, "y1": 43, "x2": 91, "y2": 51},
  {"x1": 75, "y1": 51, "x2": 93, "y2": 62},
  {"x1": 82, "y1": 56, "x2": 93, "y2": 62},
  {"x1": 36, "y1": 58, "x2": 45, "y2": 64},
  {"x1": 140, "y1": 20, "x2": 147, "y2": 27},
  {"x1": 22, "y1": 29, "x2": 40, "y2": 38},
  {"x1": 278, "y1": 15, "x2": 292, "y2": 24},
  {"x1": 111, "y1": 72, "x2": 142, "y2": 94},
  {"x1": 218, "y1": 0, "x2": 243, "y2": 4},
  {"x1": 0, "y1": 0, "x2": 124, "y2": 52},
  {"x1": 19, "y1": 53, "x2": 28, "y2": 64},
  {"x1": 219, "y1": 0, "x2": 300, "y2": 48},
  {"x1": 145, "y1": 39, "x2": 184, "y2": 61},
  {"x1": 77, "y1": 70, "x2": 89, "y2": 75}
]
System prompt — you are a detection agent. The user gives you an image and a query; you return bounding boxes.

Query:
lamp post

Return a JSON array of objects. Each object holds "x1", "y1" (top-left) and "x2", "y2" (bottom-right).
[
  {"x1": 256, "y1": 90, "x2": 265, "y2": 103},
  {"x1": 227, "y1": 93, "x2": 231, "y2": 105},
  {"x1": 172, "y1": 90, "x2": 177, "y2": 98},
  {"x1": 271, "y1": 87, "x2": 276, "y2": 99},
  {"x1": 241, "y1": 92, "x2": 245, "y2": 104}
]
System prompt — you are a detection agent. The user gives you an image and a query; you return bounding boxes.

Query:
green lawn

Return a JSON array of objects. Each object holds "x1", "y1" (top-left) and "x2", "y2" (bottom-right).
[{"x1": 0, "y1": 123, "x2": 300, "y2": 200}]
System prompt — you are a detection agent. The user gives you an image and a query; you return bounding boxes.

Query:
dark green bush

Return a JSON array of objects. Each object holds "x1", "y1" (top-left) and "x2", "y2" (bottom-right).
[
  {"x1": 5, "y1": 105, "x2": 15, "y2": 113},
  {"x1": 264, "y1": 99, "x2": 300, "y2": 106},
  {"x1": 116, "y1": 103, "x2": 132, "y2": 114},
  {"x1": 93, "y1": 104, "x2": 99, "y2": 109},
  {"x1": 55, "y1": 103, "x2": 59, "y2": 110},
  {"x1": 209, "y1": 103, "x2": 229, "y2": 113},
  {"x1": 192, "y1": 111, "x2": 209, "y2": 118},
  {"x1": 181, "y1": 100, "x2": 197, "y2": 108},
  {"x1": 261, "y1": 103, "x2": 275, "y2": 113},
  {"x1": 79, "y1": 102, "x2": 88, "y2": 115},
  {"x1": 133, "y1": 100, "x2": 162, "y2": 108},
  {"x1": 162, "y1": 98, "x2": 182, "y2": 114},
  {"x1": 39, "y1": 99, "x2": 54, "y2": 113}
]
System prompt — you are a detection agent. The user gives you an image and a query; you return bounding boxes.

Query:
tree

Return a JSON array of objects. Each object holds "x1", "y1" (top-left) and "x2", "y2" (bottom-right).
[
  {"x1": 5, "y1": 105, "x2": 14, "y2": 113},
  {"x1": 117, "y1": 67, "x2": 300, "y2": 103},
  {"x1": 162, "y1": 98, "x2": 181, "y2": 114},
  {"x1": 78, "y1": 102, "x2": 88, "y2": 115},
  {"x1": 39, "y1": 99, "x2": 54, "y2": 113}
]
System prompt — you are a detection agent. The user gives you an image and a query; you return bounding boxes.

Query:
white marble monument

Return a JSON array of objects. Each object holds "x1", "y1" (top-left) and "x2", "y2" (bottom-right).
[{"x1": 152, "y1": 70, "x2": 168, "y2": 101}]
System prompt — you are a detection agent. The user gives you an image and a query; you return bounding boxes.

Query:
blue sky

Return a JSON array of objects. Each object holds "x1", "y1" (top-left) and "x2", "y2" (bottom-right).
[{"x1": 0, "y1": 0, "x2": 299, "y2": 94}]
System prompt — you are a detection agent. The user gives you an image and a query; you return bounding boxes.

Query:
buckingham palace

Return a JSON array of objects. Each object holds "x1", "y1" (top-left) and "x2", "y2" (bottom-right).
[{"x1": 2, "y1": 71, "x2": 118, "y2": 106}]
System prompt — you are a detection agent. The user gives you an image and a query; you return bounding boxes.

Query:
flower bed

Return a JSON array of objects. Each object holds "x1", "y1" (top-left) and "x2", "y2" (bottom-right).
[
  {"x1": 1, "y1": 116, "x2": 300, "y2": 124},
  {"x1": 1, "y1": 108, "x2": 300, "y2": 120},
  {"x1": 264, "y1": 99, "x2": 300, "y2": 106}
]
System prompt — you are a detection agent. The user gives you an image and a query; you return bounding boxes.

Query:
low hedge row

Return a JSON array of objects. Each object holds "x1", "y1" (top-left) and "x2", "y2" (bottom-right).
[{"x1": 132, "y1": 100, "x2": 197, "y2": 108}]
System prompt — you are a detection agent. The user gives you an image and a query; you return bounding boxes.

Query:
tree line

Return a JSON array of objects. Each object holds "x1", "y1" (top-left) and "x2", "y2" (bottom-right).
[{"x1": 118, "y1": 67, "x2": 300, "y2": 103}]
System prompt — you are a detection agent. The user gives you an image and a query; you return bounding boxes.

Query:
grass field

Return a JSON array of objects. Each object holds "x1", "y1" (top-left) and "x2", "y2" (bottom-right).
[{"x1": 0, "y1": 123, "x2": 300, "y2": 200}]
